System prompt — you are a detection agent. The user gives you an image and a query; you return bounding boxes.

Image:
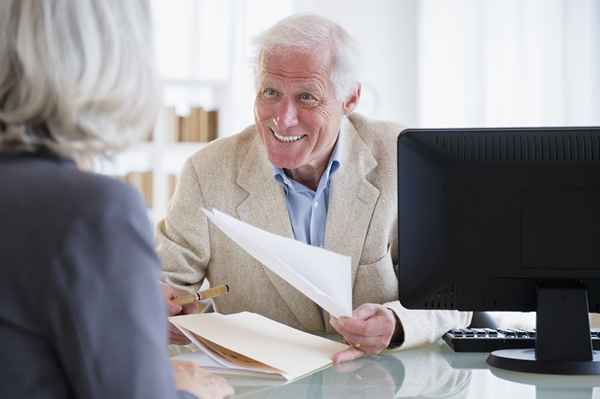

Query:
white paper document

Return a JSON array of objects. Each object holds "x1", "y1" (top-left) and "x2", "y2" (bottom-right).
[
  {"x1": 202, "y1": 208, "x2": 352, "y2": 317},
  {"x1": 170, "y1": 312, "x2": 349, "y2": 381}
]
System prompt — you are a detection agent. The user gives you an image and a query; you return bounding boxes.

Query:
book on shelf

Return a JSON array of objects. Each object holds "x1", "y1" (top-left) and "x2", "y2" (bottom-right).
[
  {"x1": 169, "y1": 312, "x2": 349, "y2": 381},
  {"x1": 175, "y1": 106, "x2": 218, "y2": 143},
  {"x1": 205, "y1": 109, "x2": 218, "y2": 142}
]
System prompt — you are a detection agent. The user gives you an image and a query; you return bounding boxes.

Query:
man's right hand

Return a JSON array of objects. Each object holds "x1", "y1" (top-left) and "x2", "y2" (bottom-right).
[
  {"x1": 161, "y1": 282, "x2": 199, "y2": 345},
  {"x1": 172, "y1": 360, "x2": 234, "y2": 399}
]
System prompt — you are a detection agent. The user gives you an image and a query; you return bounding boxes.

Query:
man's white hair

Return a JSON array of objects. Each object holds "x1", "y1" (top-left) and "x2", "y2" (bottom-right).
[
  {"x1": 252, "y1": 14, "x2": 361, "y2": 101},
  {"x1": 0, "y1": 0, "x2": 161, "y2": 160}
]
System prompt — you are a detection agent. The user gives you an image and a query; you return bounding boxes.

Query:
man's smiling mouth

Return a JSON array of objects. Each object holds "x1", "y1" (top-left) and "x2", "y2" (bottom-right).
[{"x1": 269, "y1": 127, "x2": 306, "y2": 143}]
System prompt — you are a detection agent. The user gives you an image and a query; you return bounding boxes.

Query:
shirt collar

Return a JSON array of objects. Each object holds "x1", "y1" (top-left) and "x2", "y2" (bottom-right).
[{"x1": 272, "y1": 136, "x2": 342, "y2": 191}]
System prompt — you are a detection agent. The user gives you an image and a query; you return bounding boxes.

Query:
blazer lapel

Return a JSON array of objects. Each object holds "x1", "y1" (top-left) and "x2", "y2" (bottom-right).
[
  {"x1": 235, "y1": 133, "x2": 323, "y2": 331},
  {"x1": 324, "y1": 117, "x2": 380, "y2": 309}
]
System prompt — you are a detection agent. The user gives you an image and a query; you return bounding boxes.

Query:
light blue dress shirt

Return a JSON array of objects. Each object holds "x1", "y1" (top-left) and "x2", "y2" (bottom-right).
[{"x1": 272, "y1": 143, "x2": 341, "y2": 247}]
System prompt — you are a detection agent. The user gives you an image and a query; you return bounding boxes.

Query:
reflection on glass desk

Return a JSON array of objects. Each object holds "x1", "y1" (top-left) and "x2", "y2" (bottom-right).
[{"x1": 181, "y1": 341, "x2": 600, "y2": 399}]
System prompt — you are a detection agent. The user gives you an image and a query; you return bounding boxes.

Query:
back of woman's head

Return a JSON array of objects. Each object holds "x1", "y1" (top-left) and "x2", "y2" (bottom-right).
[{"x1": 0, "y1": 0, "x2": 160, "y2": 160}]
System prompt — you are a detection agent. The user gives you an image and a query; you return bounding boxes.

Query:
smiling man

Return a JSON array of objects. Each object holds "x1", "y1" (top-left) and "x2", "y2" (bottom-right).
[
  {"x1": 157, "y1": 14, "x2": 471, "y2": 362},
  {"x1": 254, "y1": 45, "x2": 350, "y2": 193}
]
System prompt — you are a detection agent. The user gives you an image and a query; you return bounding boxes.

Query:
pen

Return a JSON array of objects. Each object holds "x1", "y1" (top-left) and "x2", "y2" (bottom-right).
[{"x1": 172, "y1": 284, "x2": 230, "y2": 306}]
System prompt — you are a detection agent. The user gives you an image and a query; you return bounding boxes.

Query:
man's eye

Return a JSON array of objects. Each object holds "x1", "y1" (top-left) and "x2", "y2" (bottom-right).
[
  {"x1": 299, "y1": 93, "x2": 317, "y2": 103},
  {"x1": 262, "y1": 88, "x2": 278, "y2": 98}
]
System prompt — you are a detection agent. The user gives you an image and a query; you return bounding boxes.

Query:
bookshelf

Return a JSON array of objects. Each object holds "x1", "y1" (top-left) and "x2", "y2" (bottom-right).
[{"x1": 96, "y1": 80, "x2": 221, "y2": 224}]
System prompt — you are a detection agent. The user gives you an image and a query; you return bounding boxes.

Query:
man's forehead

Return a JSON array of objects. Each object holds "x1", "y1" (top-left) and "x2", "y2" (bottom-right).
[{"x1": 259, "y1": 46, "x2": 332, "y2": 75}]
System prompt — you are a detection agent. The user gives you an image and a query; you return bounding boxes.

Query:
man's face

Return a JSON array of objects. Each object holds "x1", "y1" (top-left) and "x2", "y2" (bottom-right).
[{"x1": 254, "y1": 48, "x2": 345, "y2": 172}]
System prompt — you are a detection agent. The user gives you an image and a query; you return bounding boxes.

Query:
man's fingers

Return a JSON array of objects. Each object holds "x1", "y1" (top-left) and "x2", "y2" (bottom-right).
[
  {"x1": 332, "y1": 314, "x2": 386, "y2": 337},
  {"x1": 352, "y1": 303, "x2": 379, "y2": 320},
  {"x1": 182, "y1": 301, "x2": 206, "y2": 314},
  {"x1": 332, "y1": 347, "x2": 365, "y2": 364},
  {"x1": 168, "y1": 301, "x2": 183, "y2": 315},
  {"x1": 339, "y1": 332, "x2": 389, "y2": 353},
  {"x1": 169, "y1": 323, "x2": 191, "y2": 345},
  {"x1": 330, "y1": 305, "x2": 397, "y2": 356},
  {"x1": 170, "y1": 336, "x2": 191, "y2": 345},
  {"x1": 161, "y1": 282, "x2": 185, "y2": 316}
]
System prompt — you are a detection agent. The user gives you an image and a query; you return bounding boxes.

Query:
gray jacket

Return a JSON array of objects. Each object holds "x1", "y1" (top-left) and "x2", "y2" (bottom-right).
[{"x1": 0, "y1": 152, "x2": 194, "y2": 399}]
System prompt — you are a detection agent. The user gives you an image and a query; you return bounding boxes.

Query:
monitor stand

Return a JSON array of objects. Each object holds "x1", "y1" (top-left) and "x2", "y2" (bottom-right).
[{"x1": 487, "y1": 284, "x2": 600, "y2": 374}]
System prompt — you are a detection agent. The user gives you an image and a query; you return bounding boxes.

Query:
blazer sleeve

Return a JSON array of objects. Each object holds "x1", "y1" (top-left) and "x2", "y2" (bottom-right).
[
  {"x1": 385, "y1": 301, "x2": 472, "y2": 350},
  {"x1": 47, "y1": 183, "x2": 191, "y2": 399},
  {"x1": 156, "y1": 158, "x2": 210, "y2": 292}
]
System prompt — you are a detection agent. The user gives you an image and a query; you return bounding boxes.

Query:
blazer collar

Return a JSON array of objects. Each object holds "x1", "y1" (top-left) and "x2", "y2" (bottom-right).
[{"x1": 323, "y1": 116, "x2": 380, "y2": 326}]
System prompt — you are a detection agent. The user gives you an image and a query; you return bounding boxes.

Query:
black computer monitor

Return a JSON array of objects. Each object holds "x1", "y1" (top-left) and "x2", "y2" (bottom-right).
[{"x1": 397, "y1": 127, "x2": 600, "y2": 375}]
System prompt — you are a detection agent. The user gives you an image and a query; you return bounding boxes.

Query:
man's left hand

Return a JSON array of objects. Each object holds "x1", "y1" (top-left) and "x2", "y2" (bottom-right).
[{"x1": 330, "y1": 303, "x2": 397, "y2": 364}]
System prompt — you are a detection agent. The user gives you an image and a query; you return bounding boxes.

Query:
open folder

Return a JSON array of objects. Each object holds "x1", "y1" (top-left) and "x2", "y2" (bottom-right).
[
  {"x1": 170, "y1": 312, "x2": 349, "y2": 381},
  {"x1": 202, "y1": 208, "x2": 352, "y2": 317}
]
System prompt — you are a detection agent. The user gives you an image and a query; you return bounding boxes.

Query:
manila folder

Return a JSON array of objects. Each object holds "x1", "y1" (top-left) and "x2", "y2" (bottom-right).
[{"x1": 169, "y1": 312, "x2": 349, "y2": 381}]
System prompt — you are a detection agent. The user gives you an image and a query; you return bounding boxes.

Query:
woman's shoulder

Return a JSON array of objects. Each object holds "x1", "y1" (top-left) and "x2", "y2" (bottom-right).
[{"x1": 4, "y1": 154, "x2": 145, "y2": 222}]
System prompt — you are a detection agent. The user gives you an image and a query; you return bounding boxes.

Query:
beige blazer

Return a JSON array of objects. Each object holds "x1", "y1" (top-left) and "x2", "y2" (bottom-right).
[{"x1": 157, "y1": 113, "x2": 471, "y2": 349}]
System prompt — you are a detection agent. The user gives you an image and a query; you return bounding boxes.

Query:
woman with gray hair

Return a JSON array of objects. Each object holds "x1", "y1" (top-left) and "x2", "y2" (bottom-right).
[{"x1": 0, "y1": 1, "x2": 232, "y2": 398}]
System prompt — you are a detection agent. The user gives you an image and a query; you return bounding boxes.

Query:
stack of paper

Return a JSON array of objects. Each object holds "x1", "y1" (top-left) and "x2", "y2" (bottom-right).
[
  {"x1": 170, "y1": 312, "x2": 349, "y2": 381},
  {"x1": 202, "y1": 208, "x2": 352, "y2": 317}
]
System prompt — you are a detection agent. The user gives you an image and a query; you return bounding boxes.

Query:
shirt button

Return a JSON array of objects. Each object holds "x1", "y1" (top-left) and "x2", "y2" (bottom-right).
[{"x1": 313, "y1": 201, "x2": 319, "y2": 207}]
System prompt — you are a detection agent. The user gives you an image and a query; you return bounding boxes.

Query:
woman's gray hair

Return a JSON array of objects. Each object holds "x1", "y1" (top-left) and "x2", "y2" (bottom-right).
[
  {"x1": 0, "y1": 0, "x2": 161, "y2": 160},
  {"x1": 252, "y1": 14, "x2": 361, "y2": 101}
]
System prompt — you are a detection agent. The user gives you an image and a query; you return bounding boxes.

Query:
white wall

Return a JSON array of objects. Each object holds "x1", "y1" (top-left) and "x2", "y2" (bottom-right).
[
  {"x1": 154, "y1": 1, "x2": 419, "y2": 135},
  {"x1": 217, "y1": 0, "x2": 296, "y2": 137},
  {"x1": 418, "y1": 0, "x2": 600, "y2": 128},
  {"x1": 292, "y1": 0, "x2": 418, "y2": 127}
]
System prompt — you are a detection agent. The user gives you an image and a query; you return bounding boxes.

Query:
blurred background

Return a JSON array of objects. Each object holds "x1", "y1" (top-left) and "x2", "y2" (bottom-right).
[
  {"x1": 101, "y1": 0, "x2": 600, "y2": 329},
  {"x1": 152, "y1": 0, "x2": 600, "y2": 134}
]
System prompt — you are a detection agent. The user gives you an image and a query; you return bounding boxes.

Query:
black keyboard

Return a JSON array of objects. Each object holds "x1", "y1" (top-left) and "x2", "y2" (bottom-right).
[{"x1": 443, "y1": 328, "x2": 600, "y2": 352}]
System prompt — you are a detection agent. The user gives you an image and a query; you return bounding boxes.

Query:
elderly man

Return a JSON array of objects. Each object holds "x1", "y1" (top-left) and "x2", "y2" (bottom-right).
[{"x1": 158, "y1": 14, "x2": 470, "y2": 362}]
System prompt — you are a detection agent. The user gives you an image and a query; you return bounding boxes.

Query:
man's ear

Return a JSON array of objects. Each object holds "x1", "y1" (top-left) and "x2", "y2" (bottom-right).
[{"x1": 342, "y1": 84, "x2": 361, "y2": 115}]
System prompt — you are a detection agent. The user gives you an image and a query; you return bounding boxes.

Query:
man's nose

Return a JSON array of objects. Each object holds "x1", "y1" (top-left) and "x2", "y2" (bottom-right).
[{"x1": 274, "y1": 98, "x2": 298, "y2": 129}]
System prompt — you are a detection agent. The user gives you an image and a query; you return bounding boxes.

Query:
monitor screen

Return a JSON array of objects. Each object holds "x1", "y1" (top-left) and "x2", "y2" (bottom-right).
[{"x1": 397, "y1": 127, "x2": 600, "y2": 374}]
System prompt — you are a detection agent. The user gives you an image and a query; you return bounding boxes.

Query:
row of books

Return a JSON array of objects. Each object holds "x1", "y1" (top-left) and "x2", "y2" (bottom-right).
[
  {"x1": 117, "y1": 172, "x2": 179, "y2": 208},
  {"x1": 177, "y1": 107, "x2": 218, "y2": 143},
  {"x1": 150, "y1": 107, "x2": 218, "y2": 143}
]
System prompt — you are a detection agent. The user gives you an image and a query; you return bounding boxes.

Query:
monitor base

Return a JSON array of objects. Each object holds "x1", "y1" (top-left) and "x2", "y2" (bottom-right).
[{"x1": 487, "y1": 349, "x2": 600, "y2": 375}]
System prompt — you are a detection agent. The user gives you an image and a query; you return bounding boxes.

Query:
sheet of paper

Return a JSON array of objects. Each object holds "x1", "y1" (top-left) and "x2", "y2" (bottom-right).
[
  {"x1": 170, "y1": 312, "x2": 349, "y2": 381},
  {"x1": 203, "y1": 208, "x2": 352, "y2": 317}
]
